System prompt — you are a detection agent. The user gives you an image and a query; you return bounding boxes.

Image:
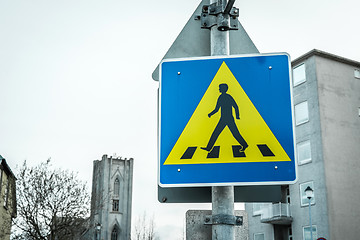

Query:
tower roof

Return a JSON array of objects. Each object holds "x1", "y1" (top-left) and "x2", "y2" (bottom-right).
[{"x1": 0, "y1": 156, "x2": 16, "y2": 179}]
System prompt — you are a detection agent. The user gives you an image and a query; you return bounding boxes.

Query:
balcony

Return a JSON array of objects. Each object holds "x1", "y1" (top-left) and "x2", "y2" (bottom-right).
[{"x1": 260, "y1": 203, "x2": 293, "y2": 225}]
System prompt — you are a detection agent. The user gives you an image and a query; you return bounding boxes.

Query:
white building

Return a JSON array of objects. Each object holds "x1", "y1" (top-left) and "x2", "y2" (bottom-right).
[{"x1": 85, "y1": 154, "x2": 134, "y2": 240}]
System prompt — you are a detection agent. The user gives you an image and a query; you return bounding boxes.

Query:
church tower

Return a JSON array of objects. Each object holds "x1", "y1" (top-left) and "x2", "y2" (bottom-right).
[{"x1": 89, "y1": 154, "x2": 133, "y2": 240}]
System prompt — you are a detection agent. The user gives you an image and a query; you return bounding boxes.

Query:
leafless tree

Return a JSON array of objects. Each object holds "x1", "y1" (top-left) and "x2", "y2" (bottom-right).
[
  {"x1": 132, "y1": 212, "x2": 157, "y2": 240},
  {"x1": 12, "y1": 160, "x2": 90, "y2": 240}
]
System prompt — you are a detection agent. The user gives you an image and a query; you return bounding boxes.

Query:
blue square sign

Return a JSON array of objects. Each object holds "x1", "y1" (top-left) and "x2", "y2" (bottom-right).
[{"x1": 159, "y1": 53, "x2": 297, "y2": 187}]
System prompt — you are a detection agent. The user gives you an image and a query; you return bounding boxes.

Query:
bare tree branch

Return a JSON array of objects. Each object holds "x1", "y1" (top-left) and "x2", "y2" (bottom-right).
[
  {"x1": 12, "y1": 160, "x2": 90, "y2": 240},
  {"x1": 132, "y1": 212, "x2": 157, "y2": 240}
]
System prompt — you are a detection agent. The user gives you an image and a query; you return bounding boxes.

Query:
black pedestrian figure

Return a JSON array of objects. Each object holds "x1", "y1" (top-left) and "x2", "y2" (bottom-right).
[{"x1": 201, "y1": 83, "x2": 248, "y2": 152}]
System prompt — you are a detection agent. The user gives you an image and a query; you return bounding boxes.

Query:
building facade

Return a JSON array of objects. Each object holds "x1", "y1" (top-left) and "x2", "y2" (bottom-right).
[
  {"x1": 85, "y1": 155, "x2": 133, "y2": 240},
  {"x1": 0, "y1": 156, "x2": 17, "y2": 240},
  {"x1": 245, "y1": 50, "x2": 360, "y2": 240}
]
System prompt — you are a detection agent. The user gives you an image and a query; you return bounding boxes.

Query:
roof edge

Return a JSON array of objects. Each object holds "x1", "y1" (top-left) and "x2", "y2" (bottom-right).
[
  {"x1": 292, "y1": 49, "x2": 360, "y2": 67},
  {"x1": 0, "y1": 157, "x2": 17, "y2": 179}
]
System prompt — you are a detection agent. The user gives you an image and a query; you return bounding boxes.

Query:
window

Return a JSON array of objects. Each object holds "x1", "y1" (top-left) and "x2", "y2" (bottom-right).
[
  {"x1": 254, "y1": 233, "x2": 265, "y2": 240},
  {"x1": 285, "y1": 186, "x2": 291, "y2": 204},
  {"x1": 114, "y1": 178, "x2": 120, "y2": 196},
  {"x1": 288, "y1": 227, "x2": 293, "y2": 240},
  {"x1": 252, "y1": 203, "x2": 262, "y2": 216},
  {"x1": 303, "y1": 225, "x2": 317, "y2": 240},
  {"x1": 297, "y1": 140, "x2": 312, "y2": 165},
  {"x1": 300, "y1": 181, "x2": 315, "y2": 206},
  {"x1": 252, "y1": 203, "x2": 270, "y2": 216},
  {"x1": 295, "y1": 101, "x2": 309, "y2": 125},
  {"x1": 293, "y1": 63, "x2": 306, "y2": 86},
  {"x1": 0, "y1": 169, "x2": 3, "y2": 193},
  {"x1": 355, "y1": 69, "x2": 360, "y2": 79},
  {"x1": 112, "y1": 200, "x2": 119, "y2": 212},
  {"x1": 111, "y1": 228, "x2": 118, "y2": 240},
  {"x1": 3, "y1": 176, "x2": 9, "y2": 208}
]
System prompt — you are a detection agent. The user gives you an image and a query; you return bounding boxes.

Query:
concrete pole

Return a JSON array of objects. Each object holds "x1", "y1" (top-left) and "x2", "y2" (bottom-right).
[{"x1": 210, "y1": 1, "x2": 234, "y2": 240}]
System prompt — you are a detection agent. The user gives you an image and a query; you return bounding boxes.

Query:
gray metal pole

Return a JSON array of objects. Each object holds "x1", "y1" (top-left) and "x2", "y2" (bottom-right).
[
  {"x1": 210, "y1": 0, "x2": 234, "y2": 239},
  {"x1": 309, "y1": 198, "x2": 313, "y2": 240}
]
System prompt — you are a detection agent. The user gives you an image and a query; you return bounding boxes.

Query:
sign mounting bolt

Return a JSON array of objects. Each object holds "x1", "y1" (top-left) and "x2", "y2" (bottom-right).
[
  {"x1": 269, "y1": 66, "x2": 272, "y2": 70},
  {"x1": 178, "y1": 168, "x2": 181, "y2": 172},
  {"x1": 178, "y1": 72, "x2": 181, "y2": 75},
  {"x1": 275, "y1": 166, "x2": 278, "y2": 170}
]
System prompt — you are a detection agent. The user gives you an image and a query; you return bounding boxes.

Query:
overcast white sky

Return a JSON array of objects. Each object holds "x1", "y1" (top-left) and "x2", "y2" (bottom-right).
[{"x1": 1, "y1": 0, "x2": 359, "y2": 239}]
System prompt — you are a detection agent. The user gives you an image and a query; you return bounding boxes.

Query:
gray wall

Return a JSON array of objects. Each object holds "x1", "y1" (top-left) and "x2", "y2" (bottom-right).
[
  {"x1": 315, "y1": 56, "x2": 360, "y2": 240},
  {"x1": 290, "y1": 55, "x2": 330, "y2": 240}
]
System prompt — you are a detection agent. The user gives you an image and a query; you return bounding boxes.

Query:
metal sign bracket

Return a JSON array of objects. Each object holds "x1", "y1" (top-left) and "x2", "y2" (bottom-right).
[
  {"x1": 198, "y1": 0, "x2": 239, "y2": 31},
  {"x1": 204, "y1": 214, "x2": 243, "y2": 226}
]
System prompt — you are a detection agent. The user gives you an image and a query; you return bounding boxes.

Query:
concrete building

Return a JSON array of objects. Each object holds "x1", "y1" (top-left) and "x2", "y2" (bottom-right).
[
  {"x1": 84, "y1": 154, "x2": 133, "y2": 240},
  {"x1": 245, "y1": 49, "x2": 360, "y2": 240},
  {"x1": 0, "y1": 156, "x2": 17, "y2": 240}
]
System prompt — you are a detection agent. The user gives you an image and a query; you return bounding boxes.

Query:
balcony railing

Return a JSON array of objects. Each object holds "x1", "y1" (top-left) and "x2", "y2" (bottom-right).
[{"x1": 260, "y1": 202, "x2": 293, "y2": 225}]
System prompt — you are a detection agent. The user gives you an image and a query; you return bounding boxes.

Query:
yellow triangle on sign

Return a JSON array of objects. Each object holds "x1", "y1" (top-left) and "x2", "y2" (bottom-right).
[{"x1": 163, "y1": 62, "x2": 291, "y2": 165}]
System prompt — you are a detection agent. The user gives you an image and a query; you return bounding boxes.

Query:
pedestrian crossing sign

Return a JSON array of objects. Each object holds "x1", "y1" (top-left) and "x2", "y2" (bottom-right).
[{"x1": 159, "y1": 54, "x2": 297, "y2": 187}]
